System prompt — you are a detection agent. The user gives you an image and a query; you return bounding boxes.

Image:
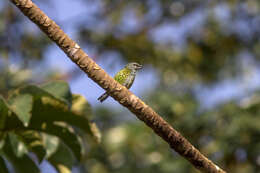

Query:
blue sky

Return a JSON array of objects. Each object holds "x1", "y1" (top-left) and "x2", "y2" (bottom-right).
[
  {"x1": 40, "y1": 0, "x2": 159, "y2": 108},
  {"x1": 40, "y1": 0, "x2": 260, "y2": 110}
]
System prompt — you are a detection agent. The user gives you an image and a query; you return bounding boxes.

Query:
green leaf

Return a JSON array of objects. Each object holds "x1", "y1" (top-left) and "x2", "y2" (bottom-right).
[
  {"x1": 89, "y1": 122, "x2": 102, "y2": 144},
  {"x1": 14, "y1": 84, "x2": 93, "y2": 136},
  {"x1": 8, "y1": 132, "x2": 28, "y2": 157},
  {"x1": 72, "y1": 95, "x2": 101, "y2": 142},
  {"x1": 29, "y1": 122, "x2": 82, "y2": 161},
  {"x1": 4, "y1": 112, "x2": 24, "y2": 131},
  {"x1": 8, "y1": 94, "x2": 33, "y2": 127},
  {"x1": 0, "y1": 138, "x2": 5, "y2": 150},
  {"x1": 0, "y1": 96, "x2": 9, "y2": 130},
  {"x1": 72, "y1": 94, "x2": 92, "y2": 118},
  {"x1": 3, "y1": 137, "x2": 40, "y2": 173},
  {"x1": 42, "y1": 134, "x2": 59, "y2": 158},
  {"x1": 31, "y1": 99, "x2": 92, "y2": 136},
  {"x1": 17, "y1": 131, "x2": 46, "y2": 163},
  {"x1": 0, "y1": 155, "x2": 9, "y2": 173},
  {"x1": 40, "y1": 81, "x2": 72, "y2": 107},
  {"x1": 48, "y1": 142, "x2": 75, "y2": 173},
  {"x1": 19, "y1": 84, "x2": 69, "y2": 107}
]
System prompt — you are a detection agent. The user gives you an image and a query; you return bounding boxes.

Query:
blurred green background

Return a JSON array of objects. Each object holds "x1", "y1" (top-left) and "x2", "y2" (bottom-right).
[{"x1": 1, "y1": 0, "x2": 260, "y2": 172}]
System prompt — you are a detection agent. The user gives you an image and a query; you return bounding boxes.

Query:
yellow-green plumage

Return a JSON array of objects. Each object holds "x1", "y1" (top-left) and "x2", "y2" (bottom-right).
[{"x1": 114, "y1": 68, "x2": 132, "y2": 87}]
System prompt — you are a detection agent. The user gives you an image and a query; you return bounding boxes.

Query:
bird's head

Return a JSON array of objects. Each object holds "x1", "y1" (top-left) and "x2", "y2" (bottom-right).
[{"x1": 125, "y1": 62, "x2": 142, "y2": 71}]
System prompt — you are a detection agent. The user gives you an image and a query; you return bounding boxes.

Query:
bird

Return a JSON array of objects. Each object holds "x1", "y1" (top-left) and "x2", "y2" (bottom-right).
[{"x1": 98, "y1": 62, "x2": 142, "y2": 102}]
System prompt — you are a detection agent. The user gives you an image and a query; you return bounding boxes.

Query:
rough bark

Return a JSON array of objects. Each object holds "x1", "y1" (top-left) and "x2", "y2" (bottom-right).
[{"x1": 9, "y1": 0, "x2": 226, "y2": 172}]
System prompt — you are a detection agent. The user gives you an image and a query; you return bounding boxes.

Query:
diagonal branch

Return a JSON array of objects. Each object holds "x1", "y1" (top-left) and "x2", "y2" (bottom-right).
[{"x1": 9, "y1": 0, "x2": 225, "y2": 172}]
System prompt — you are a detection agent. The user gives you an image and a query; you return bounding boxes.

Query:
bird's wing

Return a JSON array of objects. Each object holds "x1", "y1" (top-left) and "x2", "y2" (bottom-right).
[
  {"x1": 114, "y1": 70, "x2": 126, "y2": 85},
  {"x1": 114, "y1": 68, "x2": 130, "y2": 85}
]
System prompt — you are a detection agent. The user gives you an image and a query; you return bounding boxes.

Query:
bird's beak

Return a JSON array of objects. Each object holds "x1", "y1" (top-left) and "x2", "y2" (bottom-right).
[{"x1": 136, "y1": 64, "x2": 143, "y2": 70}]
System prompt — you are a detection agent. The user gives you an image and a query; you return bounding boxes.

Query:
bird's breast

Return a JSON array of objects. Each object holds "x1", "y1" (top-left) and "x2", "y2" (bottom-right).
[{"x1": 124, "y1": 74, "x2": 135, "y2": 89}]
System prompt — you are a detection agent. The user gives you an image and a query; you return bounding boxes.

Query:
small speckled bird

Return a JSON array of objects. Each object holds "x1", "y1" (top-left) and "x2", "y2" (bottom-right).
[{"x1": 98, "y1": 62, "x2": 142, "y2": 102}]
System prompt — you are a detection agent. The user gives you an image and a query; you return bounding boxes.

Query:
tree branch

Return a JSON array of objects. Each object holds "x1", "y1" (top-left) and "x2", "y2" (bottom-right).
[{"x1": 9, "y1": 0, "x2": 226, "y2": 172}]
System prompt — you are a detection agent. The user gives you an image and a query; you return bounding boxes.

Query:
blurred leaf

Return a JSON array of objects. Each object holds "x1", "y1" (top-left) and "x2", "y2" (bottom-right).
[
  {"x1": 71, "y1": 95, "x2": 101, "y2": 143},
  {"x1": 0, "y1": 138, "x2": 5, "y2": 150},
  {"x1": 17, "y1": 130, "x2": 46, "y2": 163},
  {"x1": 40, "y1": 81, "x2": 72, "y2": 107},
  {"x1": 8, "y1": 132, "x2": 28, "y2": 158},
  {"x1": 48, "y1": 142, "x2": 75, "y2": 173},
  {"x1": 3, "y1": 137, "x2": 40, "y2": 173},
  {"x1": 71, "y1": 94, "x2": 92, "y2": 118},
  {"x1": 29, "y1": 122, "x2": 82, "y2": 161},
  {"x1": 8, "y1": 94, "x2": 33, "y2": 127},
  {"x1": 90, "y1": 122, "x2": 102, "y2": 144},
  {"x1": 4, "y1": 111, "x2": 24, "y2": 132},
  {"x1": 19, "y1": 82, "x2": 71, "y2": 107},
  {"x1": 0, "y1": 155, "x2": 9, "y2": 173},
  {"x1": 31, "y1": 98, "x2": 92, "y2": 136},
  {"x1": 17, "y1": 84, "x2": 93, "y2": 135},
  {"x1": 0, "y1": 96, "x2": 9, "y2": 130},
  {"x1": 42, "y1": 134, "x2": 59, "y2": 158}
]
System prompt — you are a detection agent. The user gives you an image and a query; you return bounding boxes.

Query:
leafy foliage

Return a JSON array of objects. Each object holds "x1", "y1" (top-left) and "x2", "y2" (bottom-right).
[{"x1": 0, "y1": 81, "x2": 97, "y2": 173}]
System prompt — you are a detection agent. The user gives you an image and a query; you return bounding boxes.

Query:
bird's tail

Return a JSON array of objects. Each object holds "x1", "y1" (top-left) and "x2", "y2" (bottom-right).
[{"x1": 97, "y1": 92, "x2": 109, "y2": 102}]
